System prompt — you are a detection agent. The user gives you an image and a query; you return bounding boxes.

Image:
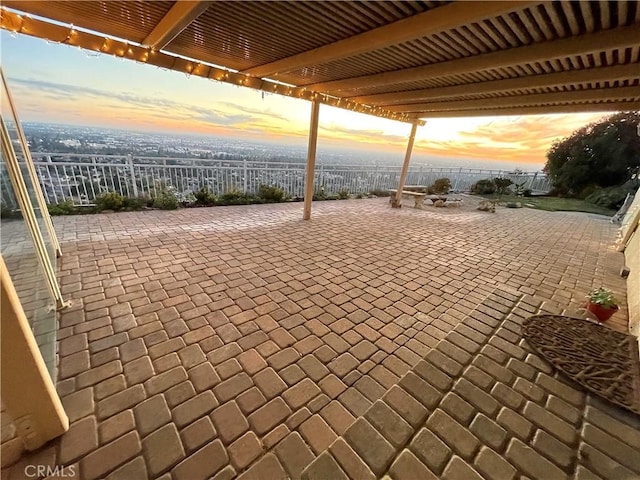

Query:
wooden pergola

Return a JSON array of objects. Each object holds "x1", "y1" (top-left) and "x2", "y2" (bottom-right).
[{"x1": 2, "y1": 1, "x2": 639, "y2": 217}]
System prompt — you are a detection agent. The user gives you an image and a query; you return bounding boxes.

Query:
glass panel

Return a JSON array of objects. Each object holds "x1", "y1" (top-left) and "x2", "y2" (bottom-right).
[
  {"x1": 1, "y1": 154, "x2": 58, "y2": 381},
  {"x1": 2, "y1": 109, "x2": 56, "y2": 266},
  {"x1": 0, "y1": 88, "x2": 56, "y2": 265}
]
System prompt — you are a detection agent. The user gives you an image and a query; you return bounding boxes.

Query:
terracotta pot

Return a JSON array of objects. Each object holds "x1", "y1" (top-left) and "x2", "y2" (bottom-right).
[{"x1": 585, "y1": 301, "x2": 618, "y2": 322}]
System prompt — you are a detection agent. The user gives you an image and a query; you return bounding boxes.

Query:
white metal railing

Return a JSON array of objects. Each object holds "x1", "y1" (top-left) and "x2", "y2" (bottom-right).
[{"x1": 4, "y1": 153, "x2": 552, "y2": 207}]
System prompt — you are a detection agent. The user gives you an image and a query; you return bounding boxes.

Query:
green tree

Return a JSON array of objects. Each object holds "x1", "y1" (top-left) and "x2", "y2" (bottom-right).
[{"x1": 544, "y1": 111, "x2": 640, "y2": 195}]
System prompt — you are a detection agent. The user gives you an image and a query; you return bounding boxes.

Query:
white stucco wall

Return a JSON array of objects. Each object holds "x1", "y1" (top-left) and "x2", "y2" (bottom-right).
[{"x1": 624, "y1": 228, "x2": 639, "y2": 337}]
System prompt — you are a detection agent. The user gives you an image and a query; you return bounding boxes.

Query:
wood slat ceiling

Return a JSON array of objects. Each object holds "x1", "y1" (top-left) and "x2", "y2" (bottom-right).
[
  {"x1": 168, "y1": 1, "x2": 445, "y2": 73},
  {"x1": 7, "y1": 1, "x2": 174, "y2": 44},
  {"x1": 3, "y1": 0, "x2": 640, "y2": 119}
]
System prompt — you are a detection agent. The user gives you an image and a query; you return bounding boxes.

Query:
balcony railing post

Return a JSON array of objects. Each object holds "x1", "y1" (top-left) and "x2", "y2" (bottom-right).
[
  {"x1": 243, "y1": 160, "x2": 248, "y2": 193},
  {"x1": 127, "y1": 154, "x2": 138, "y2": 198}
]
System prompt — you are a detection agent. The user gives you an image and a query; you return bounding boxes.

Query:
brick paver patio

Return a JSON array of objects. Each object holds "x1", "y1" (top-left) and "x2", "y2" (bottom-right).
[{"x1": 2, "y1": 197, "x2": 638, "y2": 479}]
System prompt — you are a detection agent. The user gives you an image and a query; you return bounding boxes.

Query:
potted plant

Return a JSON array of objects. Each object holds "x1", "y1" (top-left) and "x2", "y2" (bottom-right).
[{"x1": 585, "y1": 287, "x2": 619, "y2": 322}]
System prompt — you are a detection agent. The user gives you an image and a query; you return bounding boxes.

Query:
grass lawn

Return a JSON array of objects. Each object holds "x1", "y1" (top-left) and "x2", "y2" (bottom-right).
[{"x1": 478, "y1": 194, "x2": 615, "y2": 216}]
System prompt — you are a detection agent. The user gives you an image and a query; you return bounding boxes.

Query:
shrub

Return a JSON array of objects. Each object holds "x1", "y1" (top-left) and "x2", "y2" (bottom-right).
[
  {"x1": 95, "y1": 191, "x2": 124, "y2": 211},
  {"x1": 152, "y1": 185, "x2": 179, "y2": 210},
  {"x1": 356, "y1": 193, "x2": 364, "y2": 199},
  {"x1": 122, "y1": 196, "x2": 148, "y2": 211},
  {"x1": 313, "y1": 185, "x2": 327, "y2": 201},
  {"x1": 577, "y1": 184, "x2": 599, "y2": 200},
  {"x1": 429, "y1": 178, "x2": 451, "y2": 194},
  {"x1": 194, "y1": 187, "x2": 216, "y2": 206},
  {"x1": 218, "y1": 188, "x2": 252, "y2": 205},
  {"x1": 471, "y1": 179, "x2": 495, "y2": 195},
  {"x1": 47, "y1": 200, "x2": 76, "y2": 216},
  {"x1": 1, "y1": 204, "x2": 22, "y2": 219},
  {"x1": 258, "y1": 184, "x2": 286, "y2": 203},
  {"x1": 523, "y1": 189, "x2": 532, "y2": 197},
  {"x1": 337, "y1": 189, "x2": 349, "y2": 200},
  {"x1": 153, "y1": 193, "x2": 179, "y2": 210},
  {"x1": 513, "y1": 181, "x2": 527, "y2": 196},
  {"x1": 369, "y1": 188, "x2": 390, "y2": 197},
  {"x1": 585, "y1": 185, "x2": 632, "y2": 209},
  {"x1": 493, "y1": 177, "x2": 514, "y2": 195}
]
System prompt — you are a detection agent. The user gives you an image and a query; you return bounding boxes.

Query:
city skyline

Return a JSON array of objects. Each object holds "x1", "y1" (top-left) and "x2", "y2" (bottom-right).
[{"x1": 2, "y1": 29, "x2": 611, "y2": 168}]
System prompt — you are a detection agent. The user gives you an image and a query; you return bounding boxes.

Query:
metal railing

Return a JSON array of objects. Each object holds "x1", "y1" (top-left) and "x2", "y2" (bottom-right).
[{"x1": 3, "y1": 153, "x2": 552, "y2": 207}]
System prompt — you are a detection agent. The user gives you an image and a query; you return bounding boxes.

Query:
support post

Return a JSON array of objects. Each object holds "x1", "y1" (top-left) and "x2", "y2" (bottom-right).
[
  {"x1": 392, "y1": 122, "x2": 419, "y2": 208},
  {"x1": 303, "y1": 99, "x2": 320, "y2": 220},
  {"x1": 0, "y1": 257, "x2": 69, "y2": 450}
]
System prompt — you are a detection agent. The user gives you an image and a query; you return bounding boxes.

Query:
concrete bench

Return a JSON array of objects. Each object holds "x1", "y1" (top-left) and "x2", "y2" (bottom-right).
[{"x1": 388, "y1": 189, "x2": 426, "y2": 209}]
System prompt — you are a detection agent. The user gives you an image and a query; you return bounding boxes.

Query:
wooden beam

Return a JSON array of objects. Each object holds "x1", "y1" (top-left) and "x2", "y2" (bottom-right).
[
  {"x1": 352, "y1": 64, "x2": 640, "y2": 105},
  {"x1": 241, "y1": 1, "x2": 532, "y2": 78},
  {"x1": 303, "y1": 100, "x2": 320, "y2": 221},
  {"x1": 307, "y1": 24, "x2": 640, "y2": 93},
  {"x1": 392, "y1": 123, "x2": 419, "y2": 209},
  {"x1": 408, "y1": 102, "x2": 640, "y2": 118},
  {"x1": 388, "y1": 87, "x2": 640, "y2": 112},
  {"x1": 0, "y1": 10, "x2": 421, "y2": 125},
  {"x1": 142, "y1": 1, "x2": 212, "y2": 50}
]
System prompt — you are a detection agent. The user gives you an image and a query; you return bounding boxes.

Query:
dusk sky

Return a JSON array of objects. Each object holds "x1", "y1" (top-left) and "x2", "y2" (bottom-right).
[{"x1": 2, "y1": 30, "x2": 609, "y2": 168}]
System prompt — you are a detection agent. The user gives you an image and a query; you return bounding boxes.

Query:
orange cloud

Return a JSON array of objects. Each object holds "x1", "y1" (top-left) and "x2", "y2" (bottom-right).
[
  {"x1": 414, "y1": 113, "x2": 607, "y2": 164},
  {"x1": 8, "y1": 75, "x2": 615, "y2": 167}
]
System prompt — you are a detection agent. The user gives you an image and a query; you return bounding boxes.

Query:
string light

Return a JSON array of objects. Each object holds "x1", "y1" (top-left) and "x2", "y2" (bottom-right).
[{"x1": 0, "y1": 9, "x2": 418, "y2": 125}]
